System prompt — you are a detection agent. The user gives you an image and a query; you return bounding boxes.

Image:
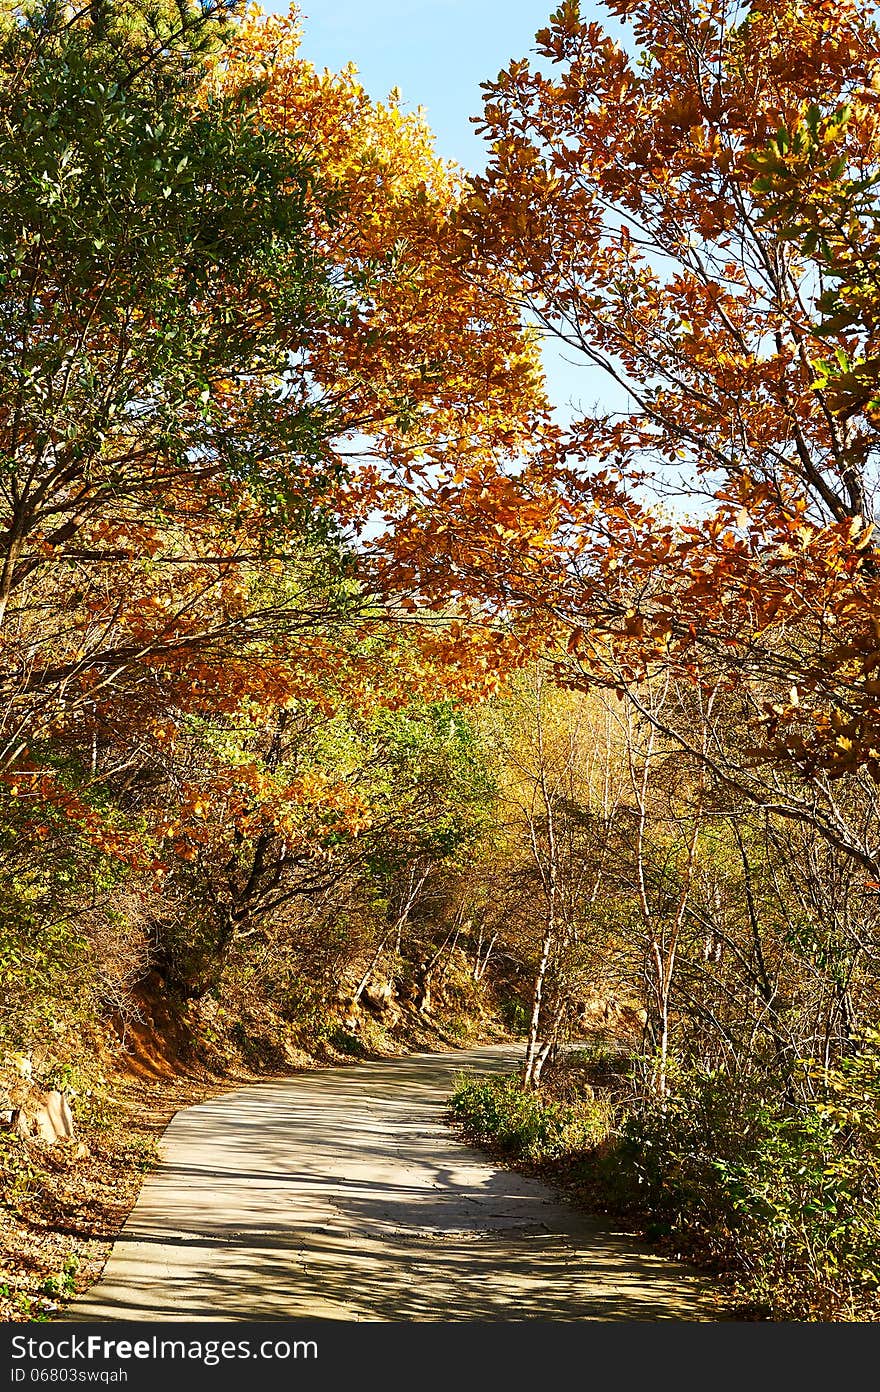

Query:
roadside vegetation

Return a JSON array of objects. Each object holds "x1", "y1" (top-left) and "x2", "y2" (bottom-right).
[{"x1": 453, "y1": 1034, "x2": 880, "y2": 1321}]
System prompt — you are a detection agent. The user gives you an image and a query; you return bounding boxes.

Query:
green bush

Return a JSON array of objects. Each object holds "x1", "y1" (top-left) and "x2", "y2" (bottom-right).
[
  {"x1": 499, "y1": 998, "x2": 530, "y2": 1036},
  {"x1": 450, "y1": 1072, "x2": 613, "y2": 1162},
  {"x1": 615, "y1": 1038, "x2": 880, "y2": 1319},
  {"x1": 327, "y1": 1026, "x2": 367, "y2": 1058}
]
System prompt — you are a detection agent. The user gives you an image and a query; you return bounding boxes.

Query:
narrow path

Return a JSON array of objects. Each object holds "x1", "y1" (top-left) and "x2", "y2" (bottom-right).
[{"x1": 71, "y1": 1045, "x2": 718, "y2": 1322}]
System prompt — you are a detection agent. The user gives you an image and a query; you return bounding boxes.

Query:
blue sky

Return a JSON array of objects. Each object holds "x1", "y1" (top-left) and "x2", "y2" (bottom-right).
[{"x1": 261, "y1": 1, "x2": 623, "y2": 418}]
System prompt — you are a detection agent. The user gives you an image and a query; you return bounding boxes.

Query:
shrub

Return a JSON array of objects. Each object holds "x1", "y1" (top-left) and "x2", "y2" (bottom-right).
[
  {"x1": 499, "y1": 997, "x2": 530, "y2": 1036},
  {"x1": 615, "y1": 1037, "x2": 880, "y2": 1319},
  {"x1": 450, "y1": 1072, "x2": 614, "y2": 1162},
  {"x1": 327, "y1": 1026, "x2": 367, "y2": 1058}
]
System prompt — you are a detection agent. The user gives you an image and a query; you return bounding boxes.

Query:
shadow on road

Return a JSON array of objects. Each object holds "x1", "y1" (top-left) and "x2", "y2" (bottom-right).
[{"x1": 69, "y1": 1046, "x2": 718, "y2": 1322}]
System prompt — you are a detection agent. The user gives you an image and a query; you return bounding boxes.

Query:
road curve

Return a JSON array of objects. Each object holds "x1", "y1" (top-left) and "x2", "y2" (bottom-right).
[{"x1": 70, "y1": 1045, "x2": 717, "y2": 1322}]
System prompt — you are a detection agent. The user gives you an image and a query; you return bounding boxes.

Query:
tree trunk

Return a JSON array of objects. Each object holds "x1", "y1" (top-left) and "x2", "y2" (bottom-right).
[{"x1": 523, "y1": 920, "x2": 554, "y2": 1089}]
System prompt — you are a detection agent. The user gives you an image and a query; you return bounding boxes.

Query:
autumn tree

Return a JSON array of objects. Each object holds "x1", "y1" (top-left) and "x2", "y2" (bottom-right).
[
  {"x1": 0, "y1": 0, "x2": 547, "y2": 1087},
  {"x1": 477, "y1": 668, "x2": 630, "y2": 1085},
  {"x1": 363, "y1": 0, "x2": 880, "y2": 868},
  {"x1": 219, "y1": 8, "x2": 542, "y2": 491}
]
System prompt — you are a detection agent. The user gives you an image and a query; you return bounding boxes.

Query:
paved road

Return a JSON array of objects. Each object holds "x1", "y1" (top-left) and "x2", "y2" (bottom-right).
[{"x1": 71, "y1": 1045, "x2": 718, "y2": 1321}]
